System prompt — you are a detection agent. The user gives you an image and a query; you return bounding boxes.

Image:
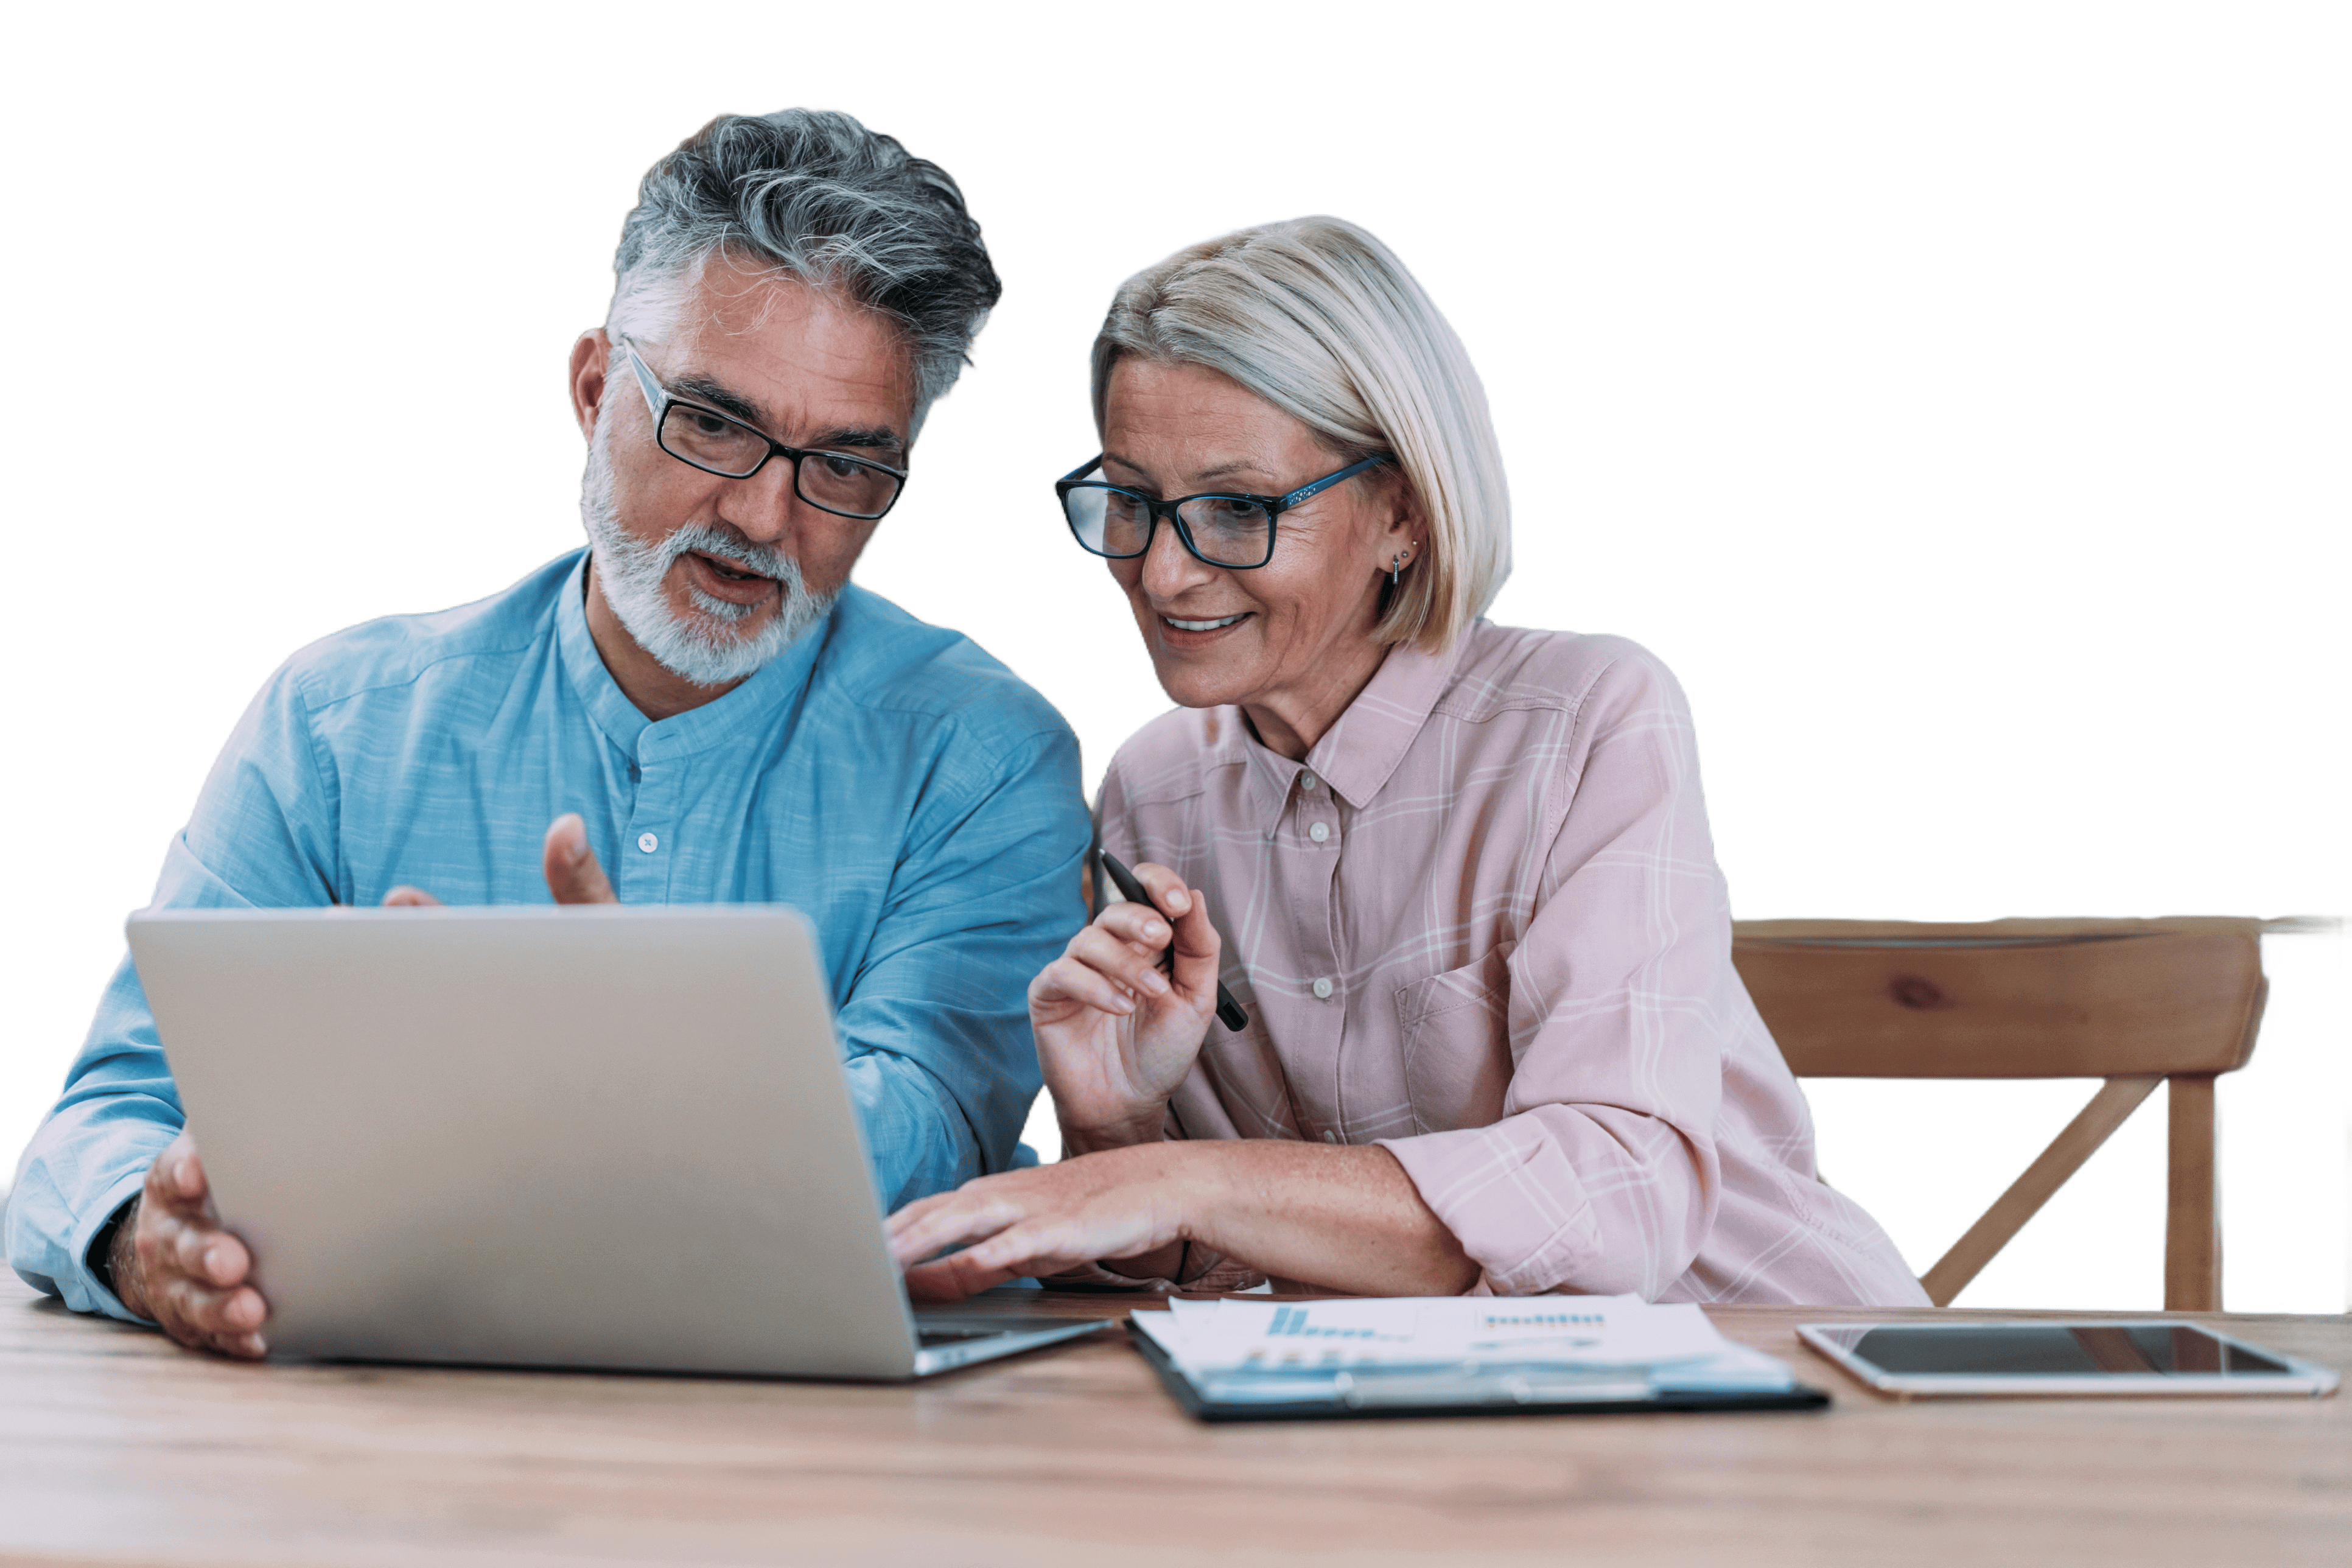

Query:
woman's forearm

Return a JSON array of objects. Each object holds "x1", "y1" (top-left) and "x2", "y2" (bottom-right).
[
  {"x1": 891, "y1": 1135, "x2": 1482, "y2": 1300},
  {"x1": 1059, "y1": 1108, "x2": 1188, "y2": 1281},
  {"x1": 1170, "y1": 1139, "x2": 1481, "y2": 1295},
  {"x1": 1057, "y1": 1110, "x2": 1166, "y2": 1160}
]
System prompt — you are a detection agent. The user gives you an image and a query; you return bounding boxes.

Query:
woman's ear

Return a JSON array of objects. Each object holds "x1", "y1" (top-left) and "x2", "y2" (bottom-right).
[{"x1": 1369, "y1": 464, "x2": 1425, "y2": 570}]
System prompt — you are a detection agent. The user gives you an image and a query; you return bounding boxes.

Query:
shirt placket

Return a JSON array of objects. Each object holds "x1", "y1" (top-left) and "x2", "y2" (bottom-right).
[
  {"x1": 621, "y1": 735, "x2": 682, "y2": 903},
  {"x1": 1285, "y1": 766, "x2": 1348, "y2": 1143}
]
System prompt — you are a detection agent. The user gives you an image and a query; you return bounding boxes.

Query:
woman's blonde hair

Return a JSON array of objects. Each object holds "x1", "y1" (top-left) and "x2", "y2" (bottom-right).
[{"x1": 1091, "y1": 216, "x2": 1510, "y2": 651}]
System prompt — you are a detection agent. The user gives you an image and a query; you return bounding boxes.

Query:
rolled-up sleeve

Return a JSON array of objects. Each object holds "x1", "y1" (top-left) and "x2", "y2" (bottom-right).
[
  {"x1": 838, "y1": 726, "x2": 1089, "y2": 1211},
  {"x1": 1379, "y1": 653, "x2": 1731, "y2": 1298}
]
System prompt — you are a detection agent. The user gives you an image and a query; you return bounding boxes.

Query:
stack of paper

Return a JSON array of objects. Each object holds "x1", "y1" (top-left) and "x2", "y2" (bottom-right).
[{"x1": 1130, "y1": 1295, "x2": 1796, "y2": 1407}]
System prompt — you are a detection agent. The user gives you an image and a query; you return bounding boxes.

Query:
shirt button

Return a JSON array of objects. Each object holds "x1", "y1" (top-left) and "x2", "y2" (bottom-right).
[
  {"x1": 1300, "y1": 772, "x2": 1318, "y2": 792},
  {"x1": 637, "y1": 832, "x2": 659, "y2": 854},
  {"x1": 1308, "y1": 822, "x2": 1331, "y2": 843},
  {"x1": 1321, "y1": 1129, "x2": 1340, "y2": 1144},
  {"x1": 1312, "y1": 977, "x2": 1334, "y2": 999}
]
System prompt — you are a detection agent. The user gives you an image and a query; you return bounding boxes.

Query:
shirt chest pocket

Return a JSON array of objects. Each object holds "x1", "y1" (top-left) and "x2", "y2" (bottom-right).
[{"x1": 1392, "y1": 941, "x2": 1516, "y2": 1135}]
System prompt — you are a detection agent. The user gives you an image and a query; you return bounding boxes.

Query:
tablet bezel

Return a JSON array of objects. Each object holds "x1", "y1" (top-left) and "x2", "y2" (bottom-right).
[{"x1": 1796, "y1": 1321, "x2": 2340, "y2": 1399}]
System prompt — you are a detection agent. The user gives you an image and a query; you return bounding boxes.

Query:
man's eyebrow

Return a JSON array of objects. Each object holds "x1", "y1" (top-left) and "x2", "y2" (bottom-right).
[
  {"x1": 813, "y1": 425, "x2": 906, "y2": 456},
  {"x1": 669, "y1": 377, "x2": 768, "y2": 427},
  {"x1": 667, "y1": 377, "x2": 903, "y2": 456}
]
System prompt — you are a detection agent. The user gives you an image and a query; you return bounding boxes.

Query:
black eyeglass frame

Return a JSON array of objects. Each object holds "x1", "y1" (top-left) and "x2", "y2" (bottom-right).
[
  {"x1": 617, "y1": 338, "x2": 910, "y2": 522},
  {"x1": 1055, "y1": 451, "x2": 1396, "y2": 570}
]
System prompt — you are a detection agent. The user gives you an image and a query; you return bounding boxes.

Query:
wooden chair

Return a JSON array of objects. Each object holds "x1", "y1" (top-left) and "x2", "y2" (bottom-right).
[{"x1": 1731, "y1": 917, "x2": 2273, "y2": 1311}]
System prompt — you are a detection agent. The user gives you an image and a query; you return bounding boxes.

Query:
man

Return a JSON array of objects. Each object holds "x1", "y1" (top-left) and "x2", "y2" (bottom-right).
[{"x1": 4, "y1": 110, "x2": 1088, "y2": 1358}]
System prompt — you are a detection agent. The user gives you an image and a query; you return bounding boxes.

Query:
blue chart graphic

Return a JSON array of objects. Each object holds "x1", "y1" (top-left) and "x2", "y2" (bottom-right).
[{"x1": 1265, "y1": 1307, "x2": 1379, "y2": 1340}]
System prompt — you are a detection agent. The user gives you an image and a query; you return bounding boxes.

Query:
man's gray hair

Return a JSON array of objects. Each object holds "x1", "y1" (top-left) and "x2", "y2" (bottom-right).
[{"x1": 609, "y1": 109, "x2": 1000, "y2": 435}]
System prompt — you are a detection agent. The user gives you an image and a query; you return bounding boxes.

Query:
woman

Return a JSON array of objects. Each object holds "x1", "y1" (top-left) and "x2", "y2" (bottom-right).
[{"x1": 891, "y1": 217, "x2": 1927, "y2": 1306}]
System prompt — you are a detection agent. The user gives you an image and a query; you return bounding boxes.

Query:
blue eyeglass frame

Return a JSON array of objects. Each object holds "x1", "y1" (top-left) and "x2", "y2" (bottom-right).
[{"x1": 1055, "y1": 452, "x2": 1396, "y2": 570}]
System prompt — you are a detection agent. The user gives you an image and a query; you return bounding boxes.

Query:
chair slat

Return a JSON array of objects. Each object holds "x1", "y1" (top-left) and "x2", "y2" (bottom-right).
[{"x1": 1919, "y1": 1076, "x2": 2161, "y2": 1306}]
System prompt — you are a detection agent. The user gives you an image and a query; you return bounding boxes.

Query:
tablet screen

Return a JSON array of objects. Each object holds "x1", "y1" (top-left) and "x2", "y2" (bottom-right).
[{"x1": 1837, "y1": 1324, "x2": 2292, "y2": 1378}]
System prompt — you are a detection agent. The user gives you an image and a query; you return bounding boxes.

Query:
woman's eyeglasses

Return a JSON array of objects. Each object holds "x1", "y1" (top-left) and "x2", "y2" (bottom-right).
[{"x1": 1055, "y1": 453, "x2": 1393, "y2": 570}]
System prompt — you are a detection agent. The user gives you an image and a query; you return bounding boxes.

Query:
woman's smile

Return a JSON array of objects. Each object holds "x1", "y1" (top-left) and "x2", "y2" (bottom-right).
[{"x1": 1158, "y1": 609, "x2": 1252, "y2": 638}]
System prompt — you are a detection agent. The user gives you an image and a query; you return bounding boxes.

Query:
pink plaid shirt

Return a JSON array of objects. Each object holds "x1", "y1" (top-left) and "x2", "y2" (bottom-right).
[{"x1": 1095, "y1": 622, "x2": 1927, "y2": 1306}]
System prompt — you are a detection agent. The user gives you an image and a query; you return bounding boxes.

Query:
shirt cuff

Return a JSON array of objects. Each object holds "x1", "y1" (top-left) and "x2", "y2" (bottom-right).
[
  {"x1": 69, "y1": 1173, "x2": 154, "y2": 1326},
  {"x1": 1377, "y1": 1119, "x2": 1606, "y2": 1297}
]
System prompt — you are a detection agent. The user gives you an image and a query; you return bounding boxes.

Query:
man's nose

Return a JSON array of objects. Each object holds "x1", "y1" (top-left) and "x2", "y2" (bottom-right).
[
  {"x1": 1139, "y1": 515, "x2": 1217, "y2": 600},
  {"x1": 724, "y1": 457, "x2": 805, "y2": 541}
]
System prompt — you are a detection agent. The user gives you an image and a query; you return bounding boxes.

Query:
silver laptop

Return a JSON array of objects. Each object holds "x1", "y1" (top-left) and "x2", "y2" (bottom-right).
[{"x1": 125, "y1": 904, "x2": 1111, "y2": 1378}]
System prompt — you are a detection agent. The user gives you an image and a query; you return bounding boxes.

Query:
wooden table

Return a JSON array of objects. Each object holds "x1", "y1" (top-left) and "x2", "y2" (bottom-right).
[{"x1": 2, "y1": 1275, "x2": 2344, "y2": 1567}]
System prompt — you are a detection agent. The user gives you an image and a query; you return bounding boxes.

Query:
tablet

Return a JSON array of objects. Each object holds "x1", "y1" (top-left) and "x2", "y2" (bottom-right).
[{"x1": 1798, "y1": 1321, "x2": 2340, "y2": 1398}]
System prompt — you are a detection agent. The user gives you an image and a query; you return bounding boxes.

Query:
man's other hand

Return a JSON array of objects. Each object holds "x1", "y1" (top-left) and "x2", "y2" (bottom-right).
[
  {"x1": 538, "y1": 813, "x2": 617, "y2": 904},
  {"x1": 116, "y1": 1131, "x2": 268, "y2": 1358},
  {"x1": 382, "y1": 813, "x2": 618, "y2": 907}
]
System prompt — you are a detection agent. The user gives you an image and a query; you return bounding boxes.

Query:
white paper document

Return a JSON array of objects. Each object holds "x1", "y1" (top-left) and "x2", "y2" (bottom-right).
[{"x1": 1130, "y1": 1295, "x2": 1796, "y2": 1406}]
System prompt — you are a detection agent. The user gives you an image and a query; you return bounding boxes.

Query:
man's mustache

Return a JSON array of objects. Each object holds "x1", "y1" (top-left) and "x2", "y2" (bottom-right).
[{"x1": 660, "y1": 524, "x2": 797, "y2": 583}]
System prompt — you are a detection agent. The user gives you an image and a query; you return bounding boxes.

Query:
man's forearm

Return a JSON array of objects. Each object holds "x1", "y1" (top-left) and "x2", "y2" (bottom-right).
[{"x1": 843, "y1": 1049, "x2": 985, "y2": 1211}]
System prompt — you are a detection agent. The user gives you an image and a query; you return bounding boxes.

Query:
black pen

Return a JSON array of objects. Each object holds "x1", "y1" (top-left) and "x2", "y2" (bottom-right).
[{"x1": 1097, "y1": 850, "x2": 1250, "y2": 1033}]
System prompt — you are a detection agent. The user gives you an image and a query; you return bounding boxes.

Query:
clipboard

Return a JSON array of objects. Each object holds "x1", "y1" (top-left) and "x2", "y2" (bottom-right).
[{"x1": 1127, "y1": 1320, "x2": 1830, "y2": 1423}]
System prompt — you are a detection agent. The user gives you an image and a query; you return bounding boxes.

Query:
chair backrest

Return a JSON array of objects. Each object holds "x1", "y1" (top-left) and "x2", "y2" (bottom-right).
[
  {"x1": 1734, "y1": 917, "x2": 2266, "y2": 1078},
  {"x1": 1731, "y1": 917, "x2": 2270, "y2": 1310}
]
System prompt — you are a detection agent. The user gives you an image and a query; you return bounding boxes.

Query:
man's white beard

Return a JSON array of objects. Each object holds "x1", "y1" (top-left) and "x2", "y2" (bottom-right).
[{"x1": 579, "y1": 424, "x2": 836, "y2": 688}]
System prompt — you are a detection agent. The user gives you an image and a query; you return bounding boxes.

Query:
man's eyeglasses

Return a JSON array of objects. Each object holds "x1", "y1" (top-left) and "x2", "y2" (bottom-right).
[
  {"x1": 1055, "y1": 452, "x2": 1394, "y2": 570},
  {"x1": 617, "y1": 339, "x2": 908, "y2": 522}
]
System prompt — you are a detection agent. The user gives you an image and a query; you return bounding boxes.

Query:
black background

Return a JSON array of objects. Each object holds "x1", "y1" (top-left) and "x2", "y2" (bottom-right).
[{"x1": 13, "y1": 80, "x2": 2333, "y2": 1316}]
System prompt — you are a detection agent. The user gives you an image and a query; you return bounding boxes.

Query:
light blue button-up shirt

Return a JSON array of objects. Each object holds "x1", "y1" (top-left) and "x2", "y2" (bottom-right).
[{"x1": 6, "y1": 551, "x2": 1088, "y2": 1320}]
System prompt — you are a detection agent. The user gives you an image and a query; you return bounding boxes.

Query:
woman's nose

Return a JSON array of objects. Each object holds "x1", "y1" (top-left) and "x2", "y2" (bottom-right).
[{"x1": 1139, "y1": 516, "x2": 1215, "y2": 598}]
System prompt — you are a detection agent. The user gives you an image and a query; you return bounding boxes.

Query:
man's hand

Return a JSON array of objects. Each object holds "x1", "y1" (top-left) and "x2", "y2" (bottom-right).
[
  {"x1": 383, "y1": 813, "x2": 618, "y2": 907},
  {"x1": 114, "y1": 1130, "x2": 268, "y2": 1358},
  {"x1": 1029, "y1": 863, "x2": 1219, "y2": 1154}
]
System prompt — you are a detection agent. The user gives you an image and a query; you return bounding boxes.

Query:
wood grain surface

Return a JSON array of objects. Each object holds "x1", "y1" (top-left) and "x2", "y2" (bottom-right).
[
  {"x1": 1730, "y1": 919, "x2": 2267, "y2": 1080},
  {"x1": 1, "y1": 1275, "x2": 2344, "y2": 1567}
]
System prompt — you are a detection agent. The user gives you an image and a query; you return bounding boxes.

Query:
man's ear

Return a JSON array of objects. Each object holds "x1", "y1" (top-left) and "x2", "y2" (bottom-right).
[{"x1": 570, "y1": 330, "x2": 612, "y2": 439}]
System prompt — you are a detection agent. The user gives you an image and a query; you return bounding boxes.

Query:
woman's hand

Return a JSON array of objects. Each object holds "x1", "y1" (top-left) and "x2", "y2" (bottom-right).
[
  {"x1": 888, "y1": 1144, "x2": 1193, "y2": 1301},
  {"x1": 1031, "y1": 863, "x2": 1221, "y2": 1153},
  {"x1": 888, "y1": 1139, "x2": 1483, "y2": 1302}
]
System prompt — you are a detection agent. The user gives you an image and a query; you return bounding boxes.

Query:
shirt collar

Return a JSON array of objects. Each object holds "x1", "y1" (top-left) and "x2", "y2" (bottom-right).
[
  {"x1": 555, "y1": 549, "x2": 833, "y2": 763},
  {"x1": 1227, "y1": 629, "x2": 1475, "y2": 824},
  {"x1": 1305, "y1": 633, "x2": 1471, "y2": 808}
]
